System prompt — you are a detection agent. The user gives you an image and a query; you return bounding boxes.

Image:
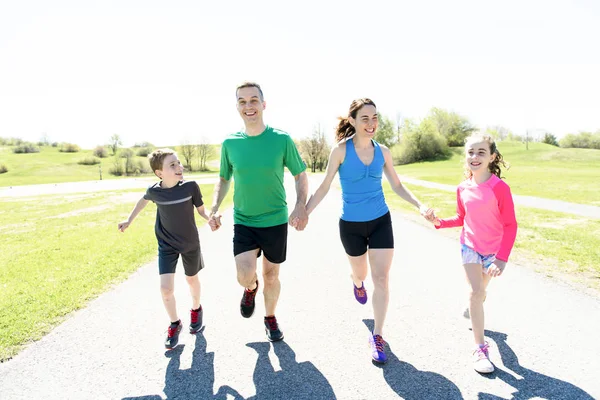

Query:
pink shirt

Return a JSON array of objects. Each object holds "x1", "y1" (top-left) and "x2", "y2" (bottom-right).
[{"x1": 436, "y1": 174, "x2": 518, "y2": 261}]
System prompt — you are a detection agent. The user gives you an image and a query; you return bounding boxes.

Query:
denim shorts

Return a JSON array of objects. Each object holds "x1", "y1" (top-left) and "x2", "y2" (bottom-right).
[{"x1": 461, "y1": 244, "x2": 496, "y2": 269}]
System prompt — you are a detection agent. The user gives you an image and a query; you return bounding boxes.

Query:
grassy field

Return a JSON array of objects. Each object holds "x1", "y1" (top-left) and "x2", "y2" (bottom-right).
[
  {"x1": 393, "y1": 141, "x2": 600, "y2": 206},
  {"x1": 383, "y1": 182, "x2": 600, "y2": 290},
  {"x1": 0, "y1": 145, "x2": 220, "y2": 186},
  {"x1": 0, "y1": 184, "x2": 232, "y2": 362}
]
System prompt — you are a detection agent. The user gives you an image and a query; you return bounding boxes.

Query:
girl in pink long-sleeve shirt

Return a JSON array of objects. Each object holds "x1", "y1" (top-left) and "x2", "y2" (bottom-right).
[{"x1": 432, "y1": 134, "x2": 517, "y2": 374}]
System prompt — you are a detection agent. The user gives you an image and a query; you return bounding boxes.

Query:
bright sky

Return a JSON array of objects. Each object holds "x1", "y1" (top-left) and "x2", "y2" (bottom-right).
[{"x1": 1, "y1": 0, "x2": 600, "y2": 148}]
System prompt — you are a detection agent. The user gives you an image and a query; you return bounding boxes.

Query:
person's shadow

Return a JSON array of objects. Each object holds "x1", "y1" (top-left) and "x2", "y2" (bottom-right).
[
  {"x1": 478, "y1": 330, "x2": 594, "y2": 399},
  {"x1": 246, "y1": 340, "x2": 337, "y2": 400},
  {"x1": 363, "y1": 319, "x2": 463, "y2": 400},
  {"x1": 122, "y1": 329, "x2": 243, "y2": 400}
]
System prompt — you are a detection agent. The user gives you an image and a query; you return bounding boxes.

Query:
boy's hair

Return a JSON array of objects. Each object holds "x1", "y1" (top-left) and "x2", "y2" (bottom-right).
[
  {"x1": 236, "y1": 81, "x2": 264, "y2": 100},
  {"x1": 464, "y1": 134, "x2": 510, "y2": 179},
  {"x1": 148, "y1": 148, "x2": 176, "y2": 173}
]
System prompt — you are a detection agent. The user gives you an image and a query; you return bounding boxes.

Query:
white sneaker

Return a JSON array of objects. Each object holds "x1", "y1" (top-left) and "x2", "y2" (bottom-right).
[{"x1": 473, "y1": 343, "x2": 494, "y2": 374}]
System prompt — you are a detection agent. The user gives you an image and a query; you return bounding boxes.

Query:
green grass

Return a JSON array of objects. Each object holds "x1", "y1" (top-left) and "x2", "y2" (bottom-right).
[
  {"x1": 393, "y1": 141, "x2": 600, "y2": 206},
  {"x1": 0, "y1": 184, "x2": 232, "y2": 362},
  {"x1": 383, "y1": 182, "x2": 600, "y2": 288}
]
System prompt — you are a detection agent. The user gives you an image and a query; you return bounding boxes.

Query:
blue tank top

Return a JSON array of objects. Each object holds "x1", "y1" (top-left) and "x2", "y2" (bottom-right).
[{"x1": 338, "y1": 139, "x2": 389, "y2": 222}]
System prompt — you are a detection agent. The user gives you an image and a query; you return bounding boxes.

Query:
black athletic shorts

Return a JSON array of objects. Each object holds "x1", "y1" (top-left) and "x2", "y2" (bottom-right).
[
  {"x1": 158, "y1": 246, "x2": 204, "y2": 276},
  {"x1": 339, "y1": 211, "x2": 394, "y2": 257},
  {"x1": 233, "y1": 223, "x2": 288, "y2": 264}
]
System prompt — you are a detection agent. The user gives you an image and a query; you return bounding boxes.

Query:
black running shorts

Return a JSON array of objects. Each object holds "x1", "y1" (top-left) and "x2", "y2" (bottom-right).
[
  {"x1": 339, "y1": 212, "x2": 394, "y2": 257},
  {"x1": 158, "y1": 246, "x2": 204, "y2": 276},
  {"x1": 233, "y1": 223, "x2": 288, "y2": 264}
]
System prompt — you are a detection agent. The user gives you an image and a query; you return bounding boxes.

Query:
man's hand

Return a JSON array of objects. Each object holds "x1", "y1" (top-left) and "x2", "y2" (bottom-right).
[
  {"x1": 487, "y1": 259, "x2": 507, "y2": 277},
  {"x1": 208, "y1": 213, "x2": 222, "y2": 232},
  {"x1": 289, "y1": 204, "x2": 308, "y2": 231}
]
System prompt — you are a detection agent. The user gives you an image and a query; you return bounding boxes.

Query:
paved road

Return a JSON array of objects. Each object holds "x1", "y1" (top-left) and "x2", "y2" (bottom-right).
[{"x1": 1, "y1": 179, "x2": 598, "y2": 399}]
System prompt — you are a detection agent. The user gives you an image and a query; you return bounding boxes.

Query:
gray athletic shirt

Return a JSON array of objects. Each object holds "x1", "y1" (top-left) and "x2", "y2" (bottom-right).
[{"x1": 143, "y1": 180, "x2": 203, "y2": 252}]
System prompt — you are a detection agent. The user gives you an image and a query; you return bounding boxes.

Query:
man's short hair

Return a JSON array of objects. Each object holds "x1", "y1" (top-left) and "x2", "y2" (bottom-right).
[
  {"x1": 148, "y1": 148, "x2": 176, "y2": 172},
  {"x1": 236, "y1": 81, "x2": 264, "y2": 100}
]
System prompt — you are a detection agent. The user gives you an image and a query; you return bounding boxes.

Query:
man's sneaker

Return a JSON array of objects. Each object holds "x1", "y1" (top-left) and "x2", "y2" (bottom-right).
[
  {"x1": 165, "y1": 320, "x2": 182, "y2": 349},
  {"x1": 353, "y1": 282, "x2": 368, "y2": 305},
  {"x1": 240, "y1": 280, "x2": 259, "y2": 318},
  {"x1": 473, "y1": 343, "x2": 494, "y2": 373},
  {"x1": 368, "y1": 334, "x2": 387, "y2": 364},
  {"x1": 189, "y1": 307, "x2": 203, "y2": 333},
  {"x1": 264, "y1": 316, "x2": 284, "y2": 342}
]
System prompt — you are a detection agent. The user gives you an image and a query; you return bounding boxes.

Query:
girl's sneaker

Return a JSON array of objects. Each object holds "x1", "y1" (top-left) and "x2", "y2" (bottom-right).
[
  {"x1": 353, "y1": 282, "x2": 368, "y2": 304},
  {"x1": 473, "y1": 343, "x2": 494, "y2": 373},
  {"x1": 368, "y1": 334, "x2": 387, "y2": 364}
]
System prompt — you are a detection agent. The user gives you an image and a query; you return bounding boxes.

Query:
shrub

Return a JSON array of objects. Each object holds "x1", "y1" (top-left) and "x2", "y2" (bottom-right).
[
  {"x1": 109, "y1": 159, "x2": 125, "y2": 176},
  {"x1": 135, "y1": 146, "x2": 154, "y2": 157},
  {"x1": 119, "y1": 148, "x2": 134, "y2": 158},
  {"x1": 78, "y1": 157, "x2": 101, "y2": 165},
  {"x1": 393, "y1": 119, "x2": 450, "y2": 165},
  {"x1": 542, "y1": 133, "x2": 559, "y2": 147},
  {"x1": 12, "y1": 143, "x2": 40, "y2": 154},
  {"x1": 59, "y1": 143, "x2": 80, "y2": 153},
  {"x1": 93, "y1": 146, "x2": 109, "y2": 158},
  {"x1": 0, "y1": 164, "x2": 7, "y2": 174}
]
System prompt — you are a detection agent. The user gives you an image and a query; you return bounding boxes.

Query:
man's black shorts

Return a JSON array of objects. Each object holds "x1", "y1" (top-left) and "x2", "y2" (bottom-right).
[
  {"x1": 339, "y1": 211, "x2": 394, "y2": 257},
  {"x1": 233, "y1": 223, "x2": 288, "y2": 264},
  {"x1": 158, "y1": 246, "x2": 204, "y2": 276}
]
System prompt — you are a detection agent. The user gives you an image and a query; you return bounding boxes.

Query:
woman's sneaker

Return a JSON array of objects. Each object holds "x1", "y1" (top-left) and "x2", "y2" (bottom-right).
[
  {"x1": 473, "y1": 343, "x2": 494, "y2": 373},
  {"x1": 165, "y1": 320, "x2": 182, "y2": 349},
  {"x1": 353, "y1": 282, "x2": 368, "y2": 305},
  {"x1": 368, "y1": 334, "x2": 387, "y2": 364},
  {"x1": 189, "y1": 307, "x2": 203, "y2": 333}
]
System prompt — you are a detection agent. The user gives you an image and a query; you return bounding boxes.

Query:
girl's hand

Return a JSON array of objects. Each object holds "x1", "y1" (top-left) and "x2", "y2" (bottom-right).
[{"x1": 488, "y1": 259, "x2": 507, "y2": 277}]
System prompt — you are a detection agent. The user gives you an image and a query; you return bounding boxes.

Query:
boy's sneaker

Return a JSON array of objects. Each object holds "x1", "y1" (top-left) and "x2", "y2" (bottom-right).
[
  {"x1": 473, "y1": 343, "x2": 494, "y2": 373},
  {"x1": 368, "y1": 334, "x2": 387, "y2": 364},
  {"x1": 165, "y1": 320, "x2": 182, "y2": 349},
  {"x1": 240, "y1": 280, "x2": 259, "y2": 318},
  {"x1": 264, "y1": 316, "x2": 284, "y2": 342},
  {"x1": 189, "y1": 307, "x2": 203, "y2": 334},
  {"x1": 353, "y1": 282, "x2": 368, "y2": 305}
]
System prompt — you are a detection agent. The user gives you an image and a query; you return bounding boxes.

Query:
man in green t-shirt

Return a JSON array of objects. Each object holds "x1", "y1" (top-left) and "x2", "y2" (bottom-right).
[{"x1": 209, "y1": 82, "x2": 308, "y2": 342}]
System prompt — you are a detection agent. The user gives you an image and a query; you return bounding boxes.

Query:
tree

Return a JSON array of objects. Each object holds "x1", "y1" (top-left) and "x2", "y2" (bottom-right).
[
  {"x1": 486, "y1": 126, "x2": 511, "y2": 141},
  {"x1": 196, "y1": 137, "x2": 216, "y2": 171},
  {"x1": 299, "y1": 125, "x2": 330, "y2": 173},
  {"x1": 374, "y1": 114, "x2": 396, "y2": 147},
  {"x1": 180, "y1": 141, "x2": 196, "y2": 170},
  {"x1": 542, "y1": 132, "x2": 559, "y2": 146},
  {"x1": 428, "y1": 108, "x2": 476, "y2": 146},
  {"x1": 394, "y1": 118, "x2": 450, "y2": 164},
  {"x1": 109, "y1": 134, "x2": 122, "y2": 156}
]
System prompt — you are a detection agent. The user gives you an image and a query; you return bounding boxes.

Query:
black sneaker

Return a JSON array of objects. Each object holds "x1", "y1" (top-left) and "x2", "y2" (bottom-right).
[
  {"x1": 189, "y1": 307, "x2": 203, "y2": 334},
  {"x1": 165, "y1": 320, "x2": 182, "y2": 349},
  {"x1": 264, "y1": 316, "x2": 284, "y2": 342},
  {"x1": 240, "y1": 280, "x2": 259, "y2": 318}
]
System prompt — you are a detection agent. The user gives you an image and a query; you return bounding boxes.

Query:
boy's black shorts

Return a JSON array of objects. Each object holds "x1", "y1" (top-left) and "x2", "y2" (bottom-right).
[
  {"x1": 339, "y1": 211, "x2": 394, "y2": 257},
  {"x1": 158, "y1": 246, "x2": 204, "y2": 276},
  {"x1": 233, "y1": 223, "x2": 288, "y2": 264}
]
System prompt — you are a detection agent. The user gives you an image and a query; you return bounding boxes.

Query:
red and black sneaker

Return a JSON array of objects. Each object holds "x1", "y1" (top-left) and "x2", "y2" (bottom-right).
[
  {"x1": 240, "y1": 280, "x2": 259, "y2": 318},
  {"x1": 164, "y1": 320, "x2": 182, "y2": 349},
  {"x1": 264, "y1": 315, "x2": 284, "y2": 342},
  {"x1": 189, "y1": 306, "x2": 203, "y2": 334}
]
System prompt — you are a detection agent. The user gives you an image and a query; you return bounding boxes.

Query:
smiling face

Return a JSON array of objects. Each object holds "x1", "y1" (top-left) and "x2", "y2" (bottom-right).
[
  {"x1": 349, "y1": 104, "x2": 378, "y2": 138},
  {"x1": 465, "y1": 140, "x2": 496, "y2": 175},
  {"x1": 155, "y1": 154, "x2": 183, "y2": 185},
  {"x1": 236, "y1": 86, "x2": 265, "y2": 125}
]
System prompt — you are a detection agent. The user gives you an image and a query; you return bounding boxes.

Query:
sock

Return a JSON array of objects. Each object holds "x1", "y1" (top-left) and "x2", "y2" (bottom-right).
[
  {"x1": 265, "y1": 315, "x2": 275, "y2": 319},
  {"x1": 171, "y1": 320, "x2": 180, "y2": 326},
  {"x1": 192, "y1": 306, "x2": 202, "y2": 312}
]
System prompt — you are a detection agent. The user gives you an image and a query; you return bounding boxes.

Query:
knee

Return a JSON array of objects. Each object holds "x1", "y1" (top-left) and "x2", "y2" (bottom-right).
[
  {"x1": 469, "y1": 288, "x2": 486, "y2": 303},
  {"x1": 185, "y1": 275, "x2": 199, "y2": 285},
  {"x1": 372, "y1": 272, "x2": 389, "y2": 289},
  {"x1": 237, "y1": 265, "x2": 256, "y2": 287},
  {"x1": 160, "y1": 285, "x2": 174, "y2": 298},
  {"x1": 262, "y1": 268, "x2": 279, "y2": 286}
]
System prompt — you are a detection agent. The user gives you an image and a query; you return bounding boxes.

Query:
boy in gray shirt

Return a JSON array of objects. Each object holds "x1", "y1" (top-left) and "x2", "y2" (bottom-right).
[{"x1": 118, "y1": 148, "x2": 209, "y2": 349}]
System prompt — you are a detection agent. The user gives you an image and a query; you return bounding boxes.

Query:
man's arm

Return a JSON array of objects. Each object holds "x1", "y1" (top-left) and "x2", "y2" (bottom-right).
[
  {"x1": 289, "y1": 171, "x2": 309, "y2": 230},
  {"x1": 208, "y1": 177, "x2": 230, "y2": 231}
]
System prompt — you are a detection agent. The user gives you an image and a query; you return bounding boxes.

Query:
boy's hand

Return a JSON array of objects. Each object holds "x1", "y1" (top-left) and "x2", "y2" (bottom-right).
[
  {"x1": 487, "y1": 259, "x2": 507, "y2": 277},
  {"x1": 118, "y1": 221, "x2": 130, "y2": 232}
]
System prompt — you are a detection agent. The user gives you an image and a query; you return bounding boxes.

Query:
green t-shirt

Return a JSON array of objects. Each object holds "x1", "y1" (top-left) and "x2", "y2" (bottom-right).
[{"x1": 219, "y1": 126, "x2": 306, "y2": 227}]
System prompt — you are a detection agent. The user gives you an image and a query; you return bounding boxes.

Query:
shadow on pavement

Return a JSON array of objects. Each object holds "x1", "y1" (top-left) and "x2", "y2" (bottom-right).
[
  {"x1": 478, "y1": 330, "x2": 594, "y2": 400},
  {"x1": 363, "y1": 319, "x2": 464, "y2": 400},
  {"x1": 122, "y1": 331, "x2": 243, "y2": 400},
  {"x1": 246, "y1": 340, "x2": 337, "y2": 400}
]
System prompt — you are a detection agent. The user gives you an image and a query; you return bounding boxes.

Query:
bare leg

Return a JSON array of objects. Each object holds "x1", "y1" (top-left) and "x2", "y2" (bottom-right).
[
  {"x1": 160, "y1": 273, "x2": 178, "y2": 322},
  {"x1": 262, "y1": 258, "x2": 281, "y2": 316},
  {"x1": 369, "y1": 249, "x2": 394, "y2": 336},
  {"x1": 346, "y1": 252, "x2": 368, "y2": 288},
  {"x1": 464, "y1": 264, "x2": 492, "y2": 344},
  {"x1": 185, "y1": 273, "x2": 201, "y2": 310},
  {"x1": 235, "y1": 249, "x2": 260, "y2": 290}
]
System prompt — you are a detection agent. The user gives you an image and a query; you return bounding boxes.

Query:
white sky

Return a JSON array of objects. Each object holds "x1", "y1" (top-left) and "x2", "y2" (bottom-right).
[{"x1": 1, "y1": 0, "x2": 599, "y2": 148}]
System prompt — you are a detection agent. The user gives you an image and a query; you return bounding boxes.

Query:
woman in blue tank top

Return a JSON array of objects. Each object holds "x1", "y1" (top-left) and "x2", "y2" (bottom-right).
[{"x1": 305, "y1": 98, "x2": 435, "y2": 364}]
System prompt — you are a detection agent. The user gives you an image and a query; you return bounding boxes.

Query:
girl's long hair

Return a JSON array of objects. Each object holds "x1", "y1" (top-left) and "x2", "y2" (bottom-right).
[
  {"x1": 464, "y1": 134, "x2": 509, "y2": 179},
  {"x1": 335, "y1": 98, "x2": 376, "y2": 142}
]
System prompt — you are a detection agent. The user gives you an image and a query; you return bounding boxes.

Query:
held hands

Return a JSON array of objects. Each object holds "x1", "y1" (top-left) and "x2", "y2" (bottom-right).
[
  {"x1": 117, "y1": 220, "x2": 130, "y2": 232},
  {"x1": 208, "y1": 212, "x2": 222, "y2": 232},
  {"x1": 289, "y1": 203, "x2": 308, "y2": 231},
  {"x1": 419, "y1": 204, "x2": 439, "y2": 225},
  {"x1": 487, "y1": 259, "x2": 507, "y2": 277}
]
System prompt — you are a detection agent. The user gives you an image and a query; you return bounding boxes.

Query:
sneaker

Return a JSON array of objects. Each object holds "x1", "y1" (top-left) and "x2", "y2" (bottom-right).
[
  {"x1": 353, "y1": 282, "x2": 368, "y2": 305},
  {"x1": 189, "y1": 307, "x2": 203, "y2": 333},
  {"x1": 240, "y1": 280, "x2": 259, "y2": 318},
  {"x1": 368, "y1": 334, "x2": 387, "y2": 364},
  {"x1": 165, "y1": 320, "x2": 182, "y2": 349},
  {"x1": 473, "y1": 343, "x2": 494, "y2": 373},
  {"x1": 264, "y1": 316, "x2": 284, "y2": 342}
]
